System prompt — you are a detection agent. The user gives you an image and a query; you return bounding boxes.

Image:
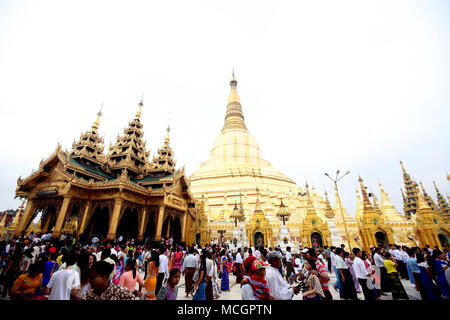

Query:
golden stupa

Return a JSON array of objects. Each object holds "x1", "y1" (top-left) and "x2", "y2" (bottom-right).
[{"x1": 189, "y1": 74, "x2": 333, "y2": 246}]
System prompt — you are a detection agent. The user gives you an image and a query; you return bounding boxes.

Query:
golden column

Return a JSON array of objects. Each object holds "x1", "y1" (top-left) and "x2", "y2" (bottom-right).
[
  {"x1": 107, "y1": 198, "x2": 124, "y2": 240},
  {"x1": 13, "y1": 199, "x2": 33, "y2": 237},
  {"x1": 78, "y1": 201, "x2": 91, "y2": 235},
  {"x1": 52, "y1": 195, "x2": 72, "y2": 238},
  {"x1": 154, "y1": 205, "x2": 165, "y2": 241},
  {"x1": 138, "y1": 207, "x2": 147, "y2": 241},
  {"x1": 325, "y1": 170, "x2": 352, "y2": 251},
  {"x1": 181, "y1": 211, "x2": 188, "y2": 243}
]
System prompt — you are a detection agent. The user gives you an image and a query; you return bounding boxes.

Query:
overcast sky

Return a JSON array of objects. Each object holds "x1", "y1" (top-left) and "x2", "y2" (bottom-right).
[{"x1": 0, "y1": 0, "x2": 449, "y2": 217}]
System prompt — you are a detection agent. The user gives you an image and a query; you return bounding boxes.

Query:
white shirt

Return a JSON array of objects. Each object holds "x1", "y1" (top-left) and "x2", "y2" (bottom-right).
[
  {"x1": 241, "y1": 284, "x2": 258, "y2": 300},
  {"x1": 330, "y1": 252, "x2": 336, "y2": 268},
  {"x1": 353, "y1": 257, "x2": 369, "y2": 279},
  {"x1": 110, "y1": 248, "x2": 118, "y2": 257},
  {"x1": 158, "y1": 254, "x2": 169, "y2": 278},
  {"x1": 47, "y1": 268, "x2": 80, "y2": 300},
  {"x1": 392, "y1": 249, "x2": 402, "y2": 260},
  {"x1": 235, "y1": 252, "x2": 243, "y2": 264},
  {"x1": 243, "y1": 252, "x2": 249, "y2": 260},
  {"x1": 182, "y1": 254, "x2": 198, "y2": 272},
  {"x1": 118, "y1": 250, "x2": 127, "y2": 262},
  {"x1": 335, "y1": 255, "x2": 347, "y2": 269},
  {"x1": 294, "y1": 258, "x2": 301, "y2": 268},
  {"x1": 286, "y1": 251, "x2": 292, "y2": 262},
  {"x1": 254, "y1": 250, "x2": 261, "y2": 259},
  {"x1": 265, "y1": 266, "x2": 293, "y2": 300},
  {"x1": 374, "y1": 253, "x2": 385, "y2": 268}
]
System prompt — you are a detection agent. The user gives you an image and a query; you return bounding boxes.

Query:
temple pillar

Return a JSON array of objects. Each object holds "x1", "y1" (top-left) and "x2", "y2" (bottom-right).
[
  {"x1": 52, "y1": 195, "x2": 72, "y2": 239},
  {"x1": 154, "y1": 205, "x2": 165, "y2": 241},
  {"x1": 181, "y1": 211, "x2": 187, "y2": 243},
  {"x1": 138, "y1": 207, "x2": 147, "y2": 241},
  {"x1": 107, "y1": 198, "x2": 124, "y2": 240},
  {"x1": 41, "y1": 211, "x2": 54, "y2": 234},
  {"x1": 14, "y1": 199, "x2": 35, "y2": 237},
  {"x1": 433, "y1": 233, "x2": 441, "y2": 248},
  {"x1": 78, "y1": 201, "x2": 91, "y2": 235}
]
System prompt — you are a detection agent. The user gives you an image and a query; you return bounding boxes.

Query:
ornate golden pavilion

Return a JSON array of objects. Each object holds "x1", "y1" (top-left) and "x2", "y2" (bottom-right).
[
  {"x1": 188, "y1": 74, "x2": 450, "y2": 250},
  {"x1": 12, "y1": 100, "x2": 207, "y2": 245}
]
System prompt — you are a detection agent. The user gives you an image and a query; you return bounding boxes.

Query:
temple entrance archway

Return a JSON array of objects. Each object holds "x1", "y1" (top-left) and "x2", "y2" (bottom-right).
[
  {"x1": 375, "y1": 231, "x2": 388, "y2": 248},
  {"x1": 172, "y1": 217, "x2": 182, "y2": 245},
  {"x1": 254, "y1": 232, "x2": 264, "y2": 247},
  {"x1": 116, "y1": 207, "x2": 139, "y2": 242},
  {"x1": 311, "y1": 232, "x2": 323, "y2": 249},
  {"x1": 162, "y1": 215, "x2": 182, "y2": 244},
  {"x1": 195, "y1": 233, "x2": 201, "y2": 244},
  {"x1": 86, "y1": 207, "x2": 110, "y2": 238}
]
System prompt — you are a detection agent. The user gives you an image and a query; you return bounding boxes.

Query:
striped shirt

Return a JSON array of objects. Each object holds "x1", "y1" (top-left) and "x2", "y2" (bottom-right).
[
  {"x1": 247, "y1": 274, "x2": 270, "y2": 300},
  {"x1": 315, "y1": 260, "x2": 329, "y2": 290}
]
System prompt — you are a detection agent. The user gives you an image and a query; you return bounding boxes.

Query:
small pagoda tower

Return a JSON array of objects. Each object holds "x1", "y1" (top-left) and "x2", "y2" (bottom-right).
[
  {"x1": 420, "y1": 182, "x2": 440, "y2": 215},
  {"x1": 433, "y1": 181, "x2": 450, "y2": 224},
  {"x1": 150, "y1": 125, "x2": 176, "y2": 175},
  {"x1": 106, "y1": 98, "x2": 150, "y2": 179},
  {"x1": 323, "y1": 189, "x2": 343, "y2": 247},
  {"x1": 191, "y1": 194, "x2": 211, "y2": 245},
  {"x1": 246, "y1": 188, "x2": 272, "y2": 247},
  {"x1": 358, "y1": 176, "x2": 393, "y2": 250},
  {"x1": 69, "y1": 105, "x2": 105, "y2": 168},
  {"x1": 400, "y1": 160, "x2": 419, "y2": 219},
  {"x1": 301, "y1": 183, "x2": 331, "y2": 249},
  {"x1": 414, "y1": 189, "x2": 443, "y2": 248}
]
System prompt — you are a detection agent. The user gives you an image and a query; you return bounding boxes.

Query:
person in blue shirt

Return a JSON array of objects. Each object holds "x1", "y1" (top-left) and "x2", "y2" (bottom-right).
[{"x1": 407, "y1": 247, "x2": 427, "y2": 300}]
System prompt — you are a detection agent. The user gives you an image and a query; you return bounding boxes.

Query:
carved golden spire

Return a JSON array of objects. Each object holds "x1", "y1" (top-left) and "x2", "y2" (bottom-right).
[
  {"x1": 323, "y1": 189, "x2": 335, "y2": 219},
  {"x1": 358, "y1": 176, "x2": 373, "y2": 211},
  {"x1": 355, "y1": 188, "x2": 363, "y2": 221},
  {"x1": 222, "y1": 72, "x2": 247, "y2": 132},
  {"x1": 92, "y1": 103, "x2": 103, "y2": 130},
  {"x1": 0, "y1": 211, "x2": 7, "y2": 228},
  {"x1": 136, "y1": 95, "x2": 143, "y2": 119},
  {"x1": 150, "y1": 124, "x2": 175, "y2": 174},
  {"x1": 433, "y1": 181, "x2": 450, "y2": 218}
]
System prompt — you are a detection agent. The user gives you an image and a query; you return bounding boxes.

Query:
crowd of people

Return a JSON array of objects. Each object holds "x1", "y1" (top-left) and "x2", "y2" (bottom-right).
[{"x1": 0, "y1": 232, "x2": 449, "y2": 301}]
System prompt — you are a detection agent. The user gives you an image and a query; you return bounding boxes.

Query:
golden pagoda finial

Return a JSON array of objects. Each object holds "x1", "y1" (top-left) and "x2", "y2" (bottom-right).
[
  {"x1": 92, "y1": 103, "x2": 103, "y2": 129},
  {"x1": 136, "y1": 95, "x2": 143, "y2": 119},
  {"x1": 222, "y1": 72, "x2": 246, "y2": 131},
  {"x1": 400, "y1": 160, "x2": 406, "y2": 173},
  {"x1": 165, "y1": 122, "x2": 171, "y2": 144}
]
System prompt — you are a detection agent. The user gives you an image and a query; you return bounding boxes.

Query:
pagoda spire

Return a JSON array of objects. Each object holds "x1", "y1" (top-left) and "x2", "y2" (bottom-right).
[
  {"x1": 358, "y1": 176, "x2": 374, "y2": 211},
  {"x1": 355, "y1": 188, "x2": 363, "y2": 221},
  {"x1": 378, "y1": 182, "x2": 406, "y2": 221},
  {"x1": 323, "y1": 189, "x2": 335, "y2": 219},
  {"x1": 222, "y1": 72, "x2": 248, "y2": 132},
  {"x1": 369, "y1": 188, "x2": 382, "y2": 216},
  {"x1": 433, "y1": 181, "x2": 450, "y2": 218},
  {"x1": 400, "y1": 160, "x2": 418, "y2": 219},
  {"x1": 420, "y1": 182, "x2": 439, "y2": 214},
  {"x1": 106, "y1": 99, "x2": 150, "y2": 178},
  {"x1": 254, "y1": 187, "x2": 263, "y2": 212},
  {"x1": 70, "y1": 104, "x2": 105, "y2": 167},
  {"x1": 151, "y1": 124, "x2": 176, "y2": 174}
]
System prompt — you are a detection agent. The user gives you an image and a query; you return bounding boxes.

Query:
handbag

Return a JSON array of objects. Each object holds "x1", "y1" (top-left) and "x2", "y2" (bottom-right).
[
  {"x1": 192, "y1": 269, "x2": 199, "y2": 283},
  {"x1": 156, "y1": 285, "x2": 167, "y2": 300}
]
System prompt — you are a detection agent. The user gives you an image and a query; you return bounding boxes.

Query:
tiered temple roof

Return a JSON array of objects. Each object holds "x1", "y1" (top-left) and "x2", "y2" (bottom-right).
[{"x1": 400, "y1": 160, "x2": 419, "y2": 219}]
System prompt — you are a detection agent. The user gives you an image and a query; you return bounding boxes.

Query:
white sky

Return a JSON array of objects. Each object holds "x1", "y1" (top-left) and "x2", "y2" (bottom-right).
[{"x1": 0, "y1": 0, "x2": 449, "y2": 217}]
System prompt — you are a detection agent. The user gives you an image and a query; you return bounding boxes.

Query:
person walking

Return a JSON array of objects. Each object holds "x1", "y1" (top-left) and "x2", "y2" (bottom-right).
[
  {"x1": 119, "y1": 258, "x2": 143, "y2": 298},
  {"x1": 155, "y1": 246, "x2": 168, "y2": 296},
  {"x1": 220, "y1": 249, "x2": 230, "y2": 292},
  {"x1": 384, "y1": 252, "x2": 409, "y2": 300},
  {"x1": 353, "y1": 248, "x2": 375, "y2": 300},
  {"x1": 235, "y1": 248, "x2": 244, "y2": 284},
  {"x1": 335, "y1": 248, "x2": 357, "y2": 300},
  {"x1": 156, "y1": 268, "x2": 180, "y2": 300},
  {"x1": 46, "y1": 252, "x2": 80, "y2": 300},
  {"x1": 345, "y1": 251, "x2": 361, "y2": 293},
  {"x1": 407, "y1": 248, "x2": 427, "y2": 300},
  {"x1": 192, "y1": 254, "x2": 207, "y2": 300},
  {"x1": 144, "y1": 250, "x2": 159, "y2": 300},
  {"x1": 182, "y1": 247, "x2": 198, "y2": 297},
  {"x1": 374, "y1": 247, "x2": 390, "y2": 294},
  {"x1": 302, "y1": 259, "x2": 326, "y2": 301},
  {"x1": 433, "y1": 249, "x2": 450, "y2": 299}
]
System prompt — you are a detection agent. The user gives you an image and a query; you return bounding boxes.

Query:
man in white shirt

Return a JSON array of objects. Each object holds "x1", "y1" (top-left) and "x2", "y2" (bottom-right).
[
  {"x1": 156, "y1": 247, "x2": 169, "y2": 296},
  {"x1": 265, "y1": 251, "x2": 299, "y2": 300},
  {"x1": 330, "y1": 246, "x2": 340, "y2": 292},
  {"x1": 374, "y1": 247, "x2": 390, "y2": 294},
  {"x1": 182, "y1": 247, "x2": 198, "y2": 297},
  {"x1": 235, "y1": 248, "x2": 244, "y2": 283},
  {"x1": 352, "y1": 248, "x2": 374, "y2": 300},
  {"x1": 254, "y1": 246, "x2": 262, "y2": 260},
  {"x1": 46, "y1": 252, "x2": 80, "y2": 300},
  {"x1": 285, "y1": 246, "x2": 294, "y2": 280}
]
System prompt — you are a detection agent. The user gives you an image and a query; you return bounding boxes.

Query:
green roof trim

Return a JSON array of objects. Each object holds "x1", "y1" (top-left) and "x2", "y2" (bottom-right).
[{"x1": 69, "y1": 158, "x2": 114, "y2": 180}]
